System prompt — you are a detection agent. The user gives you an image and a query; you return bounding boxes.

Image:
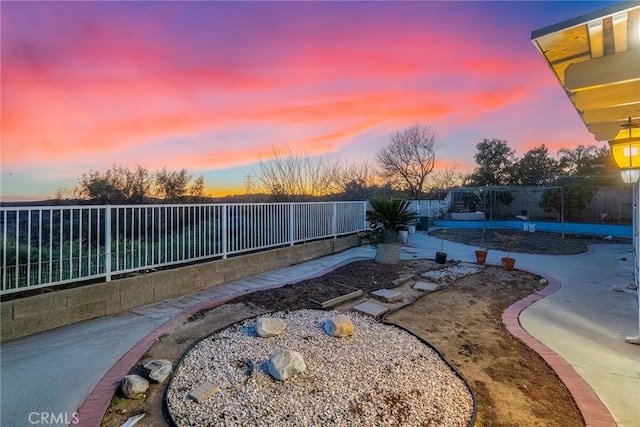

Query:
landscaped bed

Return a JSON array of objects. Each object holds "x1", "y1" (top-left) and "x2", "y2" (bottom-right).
[
  {"x1": 101, "y1": 231, "x2": 605, "y2": 427},
  {"x1": 428, "y1": 227, "x2": 630, "y2": 254},
  {"x1": 166, "y1": 309, "x2": 474, "y2": 426}
]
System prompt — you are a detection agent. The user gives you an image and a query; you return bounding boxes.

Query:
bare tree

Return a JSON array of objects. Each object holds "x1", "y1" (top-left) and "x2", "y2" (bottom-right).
[
  {"x1": 428, "y1": 162, "x2": 462, "y2": 191},
  {"x1": 252, "y1": 145, "x2": 343, "y2": 200},
  {"x1": 333, "y1": 160, "x2": 391, "y2": 200},
  {"x1": 336, "y1": 160, "x2": 378, "y2": 190},
  {"x1": 376, "y1": 125, "x2": 438, "y2": 199}
]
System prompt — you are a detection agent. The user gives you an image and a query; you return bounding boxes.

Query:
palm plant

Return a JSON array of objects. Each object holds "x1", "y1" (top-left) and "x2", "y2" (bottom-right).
[{"x1": 366, "y1": 198, "x2": 419, "y2": 242}]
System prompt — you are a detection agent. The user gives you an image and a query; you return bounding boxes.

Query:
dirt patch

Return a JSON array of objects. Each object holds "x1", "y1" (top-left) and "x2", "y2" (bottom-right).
[
  {"x1": 429, "y1": 227, "x2": 630, "y2": 255},
  {"x1": 101, "y1": 257, "x2": 583, "y2": 427},
  {"x1": 230, "y1": 260, "x2": 422, "y2": 310},
  {"x1": 386, "y1": 267, "x2": 583, "y2": 426}
]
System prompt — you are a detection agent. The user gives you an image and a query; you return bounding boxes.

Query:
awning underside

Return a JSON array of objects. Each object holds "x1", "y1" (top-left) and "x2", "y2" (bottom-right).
[{"x1": 532, "y1": 4, "x2": 640, "y2": 142}]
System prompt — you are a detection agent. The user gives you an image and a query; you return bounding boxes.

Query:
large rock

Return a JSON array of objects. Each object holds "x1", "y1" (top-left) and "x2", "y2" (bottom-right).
[
  {"x1": 256, "y1": 318, "x2": 286, "y2": 337},
  {"x1": 267, "y1": 349, "x2": 306, "y2": 381},
  {"x1": 324, "y1": 314, "x2": 355, "y2": 337},
  {"x1": 120, "y1": 375, "x2": 149, "y2": 399},
  {"x1": 142, "y1": 359, "x2": 172, "y2": 383}
]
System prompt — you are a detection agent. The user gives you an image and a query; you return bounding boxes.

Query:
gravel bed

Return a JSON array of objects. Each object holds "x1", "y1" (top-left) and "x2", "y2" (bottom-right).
[{"x1": 167, "y1": 309, "x2": 474, "y2": 426}]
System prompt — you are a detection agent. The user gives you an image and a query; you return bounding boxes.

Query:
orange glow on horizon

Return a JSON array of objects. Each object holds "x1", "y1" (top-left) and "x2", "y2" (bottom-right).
[{"x1": 2, "y1": 1, "x2": 609, "y2": 201}]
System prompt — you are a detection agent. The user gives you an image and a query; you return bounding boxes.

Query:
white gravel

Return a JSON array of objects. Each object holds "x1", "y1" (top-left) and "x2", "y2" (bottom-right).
[{"x1": 167, "y1": 309, "x2": 474, "y2": 426}]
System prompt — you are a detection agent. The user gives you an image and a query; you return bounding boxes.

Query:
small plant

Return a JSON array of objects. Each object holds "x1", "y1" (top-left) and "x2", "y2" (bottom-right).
[
  {"x1": 366, "y1": 198, "x2": 418, "y2": 243},
  {"x1": 366, "y1": 198, "x2": 419, "y2": 230},
  {"x1": 494, "y1": 232, "x2": 521, "y2": 258},
  {"x1": 479, "y1": 230, "x2": 487, "y2": 252},
  {"x1": 435, "y1": 228, "x2": 447, "y2": 264}
]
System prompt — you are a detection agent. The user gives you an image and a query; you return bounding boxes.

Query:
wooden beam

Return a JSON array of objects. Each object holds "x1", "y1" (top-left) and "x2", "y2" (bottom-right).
[
  {"x1": 572, "y1": 80, "x2": 640, "y2": 110},
  {"x1": 583, "y1": 104, "x2": 640, "y2": 123},
  {"x1": 587, "y1": 20, "x2": 603, "y2": 58},
  {"x1": 565, "y1": 49, "x2": 640, "y2": 90},
  {"x1": 613, "y1": 11, "x2": 628, "y2": 53}
]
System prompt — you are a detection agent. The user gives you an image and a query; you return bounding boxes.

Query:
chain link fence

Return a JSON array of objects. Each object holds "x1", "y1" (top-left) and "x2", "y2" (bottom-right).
[{"x1": 443, "y1": 185, "x2": 633, "y2": 223}]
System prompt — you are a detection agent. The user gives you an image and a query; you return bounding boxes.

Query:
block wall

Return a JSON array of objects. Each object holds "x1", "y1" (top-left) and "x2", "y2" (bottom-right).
[{"x1": 1, "y1": 234, "x2": 360, "y2": 342}]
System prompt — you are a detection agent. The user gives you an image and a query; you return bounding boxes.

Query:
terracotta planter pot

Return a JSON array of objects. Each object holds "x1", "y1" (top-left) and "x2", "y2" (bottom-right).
[
  {"x1": 475, "y1": 250, "x2": 488, "y2": 265},
  {"x1": 501, "y1": 257, "x2": 516, "y2": 271}
]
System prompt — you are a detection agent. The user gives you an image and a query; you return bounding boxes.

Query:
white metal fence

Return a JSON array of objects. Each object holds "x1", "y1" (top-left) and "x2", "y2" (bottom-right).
[
  {"x1": 0, "y1": 201, "x2": 367, "y2": 295},
  {"x1": 407, "y1": 197, "x2": 452, "y2": 219}
]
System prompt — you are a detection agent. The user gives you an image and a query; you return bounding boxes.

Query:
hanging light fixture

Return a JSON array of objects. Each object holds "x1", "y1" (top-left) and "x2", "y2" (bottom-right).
[
  {"x1": 620, "y1": 169, "x2": 640, "y2": 183},
  {"x1": 609, "y1": 116, "x2": 640, "y2": 183}
]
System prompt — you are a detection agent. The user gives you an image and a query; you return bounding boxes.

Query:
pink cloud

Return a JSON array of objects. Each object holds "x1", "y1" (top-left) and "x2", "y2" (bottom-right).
[{"x1": 2, "y1": 1, "x2": 614, "y2": 199}]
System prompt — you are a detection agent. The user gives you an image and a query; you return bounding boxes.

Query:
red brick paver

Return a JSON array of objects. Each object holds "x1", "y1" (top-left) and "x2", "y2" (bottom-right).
[
  {"x1": 502, "y1": 275, "x2": 616, "y2": 427},
  {"x1": 74, "y1": 296, "x2": 235, "y2": 427},
  {"x1": 74, "y1": 264, "x2": 344, "y2": 426}
]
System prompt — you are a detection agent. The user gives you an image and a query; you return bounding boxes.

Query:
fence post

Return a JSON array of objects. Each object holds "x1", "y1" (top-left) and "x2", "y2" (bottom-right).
[
  {"x1": 332, "y1": 203, "x2": 338, "y2": 238},
  {"x1": 105, "y1": 206, "x2": 112, "y2": 282},
  {"x1": 289, "y1": 203, "x2": 295, "y2": 246},
  {"x1": 363, "y1": 201, "x2": 368, "y2": 229},
  {"x1": 222, "y1": 204, "x2": 228, "y2": 259}
]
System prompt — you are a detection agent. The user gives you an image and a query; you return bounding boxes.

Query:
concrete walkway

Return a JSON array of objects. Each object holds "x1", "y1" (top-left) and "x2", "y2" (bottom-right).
[
  {"x1": 0, "y1": 246, "x2": 375, "y2": 427},
  {"x1": 1, "y1": 233, "x2": 639, "y2": 426}
]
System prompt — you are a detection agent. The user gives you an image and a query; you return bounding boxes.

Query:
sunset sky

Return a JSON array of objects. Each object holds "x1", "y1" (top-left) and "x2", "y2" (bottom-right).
[{"x1": 1, "y1": 0, "x2": 622, "y2": 201}]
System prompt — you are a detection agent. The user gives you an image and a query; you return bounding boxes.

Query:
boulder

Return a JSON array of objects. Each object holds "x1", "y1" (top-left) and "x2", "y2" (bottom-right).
[
  {"x1": 120, "y1": 375, "x2": 149, "y2": 399},
  {"x1": 267, "y1": 349, "x2": 306, "y2": 380},
  {"x1": 256, "y1": 318, "x2": 286, "y2": 337},
  {"x1": 142, "y1": 359, "x2": 172, "y2": 383},
  {"x1": 324, "y1": 314, "x2": 355, "y2": 337}
]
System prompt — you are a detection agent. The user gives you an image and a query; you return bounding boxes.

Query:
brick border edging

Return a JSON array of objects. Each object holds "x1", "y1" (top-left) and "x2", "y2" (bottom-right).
[
  {"x1": 73, "y1": 295, "x2": 234, "y2": 426},
  {"x1": 502, "y1": 275, "x2": 616, "y2": 427},
  {"x1": 74, "y1": 254, "x2": 373, "y2": 427}
]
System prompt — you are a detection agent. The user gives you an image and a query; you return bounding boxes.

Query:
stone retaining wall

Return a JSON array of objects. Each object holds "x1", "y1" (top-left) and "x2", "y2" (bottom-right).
[{"x1": 1, "y1": 234, "x2": 360, "y2": 342}]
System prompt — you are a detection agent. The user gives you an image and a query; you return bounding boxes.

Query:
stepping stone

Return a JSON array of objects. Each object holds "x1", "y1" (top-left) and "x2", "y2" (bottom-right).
[
  {"x1": 188, "y1": 382, "x2": 220, "y2": 403},
  {"x1": 352, "y1": 302, "x2": 389, "y2": 317},
  {"x1": 392, "y1": 275, "x2": 413, "y2": 286},
  {"x1": 413, "y1": 281, "x2": 438, "y2": 292},
  {"x1": 421, "y1": 270, "x2": 448, "y2": 281},
  {"x1": 371, "y1": 289, "x2": 403, "y2": 302}
]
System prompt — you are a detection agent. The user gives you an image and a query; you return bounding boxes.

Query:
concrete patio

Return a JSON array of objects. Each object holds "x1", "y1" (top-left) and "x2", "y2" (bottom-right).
[{"x1": 1, "y1": 232, "x2": 638, "y2": 426}]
